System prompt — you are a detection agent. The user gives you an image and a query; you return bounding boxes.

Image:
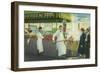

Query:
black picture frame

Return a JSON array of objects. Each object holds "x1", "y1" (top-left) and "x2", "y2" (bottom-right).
[{"x1": 11, "y1": 1, "x2": 98, "y2": 71}]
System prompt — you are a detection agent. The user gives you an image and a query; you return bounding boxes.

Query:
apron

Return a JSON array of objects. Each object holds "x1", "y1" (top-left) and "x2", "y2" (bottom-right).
[
  {"x1": 53, "y1": 30, "x2": 67, "y2": 56},
  {"x1": 37, "y1": 32, "x2": 44, "y2": 53},
  {"x1": 56, "y1": 41, "x2": 66, "y2": 56}
]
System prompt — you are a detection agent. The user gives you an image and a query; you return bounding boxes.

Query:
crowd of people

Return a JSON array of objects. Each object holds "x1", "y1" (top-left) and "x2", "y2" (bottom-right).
[
  {"x1": 77, "y1": 28, "x2": 90, "y2": 58},
  {"x1": 25, "y1": 24, "x2": 90, "y2": 60}
]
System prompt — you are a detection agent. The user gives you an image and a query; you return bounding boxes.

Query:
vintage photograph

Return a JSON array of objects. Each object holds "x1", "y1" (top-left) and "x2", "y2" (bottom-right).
[{"x1": 24, "y1": 11, "x2": 90, "y2": 61}]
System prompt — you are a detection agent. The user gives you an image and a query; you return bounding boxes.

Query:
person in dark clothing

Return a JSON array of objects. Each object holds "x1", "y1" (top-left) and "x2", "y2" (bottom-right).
[
  {"x1": 85, "y1": 28, "x2": 90, "y2": 58},
  {"x1": 77, "y1": 28, "x2": 86, "y2": 58}
]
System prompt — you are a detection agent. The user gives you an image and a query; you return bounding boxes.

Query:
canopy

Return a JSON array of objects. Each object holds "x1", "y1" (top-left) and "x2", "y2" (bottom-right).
[{"x1": 24, "y1": 11, "x2": 72, "y2": 23}]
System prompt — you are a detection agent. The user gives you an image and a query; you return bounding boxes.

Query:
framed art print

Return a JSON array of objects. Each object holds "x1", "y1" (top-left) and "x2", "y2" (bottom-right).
[{"x1": 11, "y1": 1, "x2": 98, "y2": 71}]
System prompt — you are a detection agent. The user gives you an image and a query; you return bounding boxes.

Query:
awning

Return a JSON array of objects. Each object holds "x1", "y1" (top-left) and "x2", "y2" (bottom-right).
[{"x1": 24, "y1": 11, "x2": 72, "y2": 23}]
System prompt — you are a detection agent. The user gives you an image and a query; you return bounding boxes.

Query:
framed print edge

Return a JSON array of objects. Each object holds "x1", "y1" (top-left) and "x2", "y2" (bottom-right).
[
  {"x1": 11, "y1": 2, "x2": 19, "y2": 71},
  {"x1": 95, "y1": 7, "x2": 98, "y2": 66},
  {"x1": 11, "y1": 1, "x2": 98, "y2": 71}
]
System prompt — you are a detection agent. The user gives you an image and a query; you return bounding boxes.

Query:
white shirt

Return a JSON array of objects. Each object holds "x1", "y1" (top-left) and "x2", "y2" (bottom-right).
[
  {"x1": 53, "y1": 30, "x2": 65, "y2": 42},
  {"x1": 37, "y1": 31, "x2": 44, "y2": 40}
]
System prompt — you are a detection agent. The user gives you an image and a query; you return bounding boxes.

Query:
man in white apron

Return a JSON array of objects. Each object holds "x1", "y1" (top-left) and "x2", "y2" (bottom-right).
[
  {"x1": 36, "y1": 27, "x2": 44, "y2": 55},
  {"x1": 52, "y1": 25, "x2": 67, "y2": 59}
]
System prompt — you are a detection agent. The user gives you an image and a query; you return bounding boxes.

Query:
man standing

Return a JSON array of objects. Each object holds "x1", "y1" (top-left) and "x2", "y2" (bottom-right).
[
  {"x1": 36, "y1": 27, "x2": 44, "y2": 55},
  {"x1": 77, "y1": 28, "x2": 86, "y2": 58},
  {"x1": 52, "y1": 25, "x2": 67, "y2": 59},
  {"x1": 85, "y1": 28, "x2": 90, "y2": 58}
]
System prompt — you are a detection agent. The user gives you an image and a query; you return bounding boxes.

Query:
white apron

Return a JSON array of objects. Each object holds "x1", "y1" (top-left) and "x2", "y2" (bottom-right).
[
  {"x1": 53, "y1": 30, "x2": 67, "y2": 56},
  {"x1": 37, "y1": 32, "x2": 44, "y2": 53}
]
